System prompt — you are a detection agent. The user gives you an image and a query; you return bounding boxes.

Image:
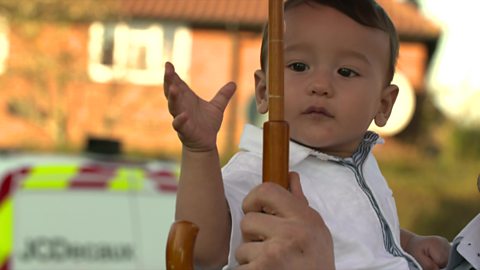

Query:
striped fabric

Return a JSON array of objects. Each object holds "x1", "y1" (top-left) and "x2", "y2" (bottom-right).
[{"x1": 337, "y1": 132, "x2": 420, "y2": 270}]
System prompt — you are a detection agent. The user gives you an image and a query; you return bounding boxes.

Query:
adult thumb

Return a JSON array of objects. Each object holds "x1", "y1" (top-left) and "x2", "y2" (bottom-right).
[{"x1": 289, "y1": 172, "x2": 308, "y2": 203}]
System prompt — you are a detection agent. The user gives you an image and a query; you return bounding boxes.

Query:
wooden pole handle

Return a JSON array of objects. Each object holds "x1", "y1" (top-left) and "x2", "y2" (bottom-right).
[{"x1": 166, "y1": 220, "x2": 199, "y2": 270}]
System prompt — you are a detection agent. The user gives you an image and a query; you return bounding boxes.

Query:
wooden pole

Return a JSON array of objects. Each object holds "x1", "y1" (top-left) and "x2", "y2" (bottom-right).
[{"x1": 263, "y1": 0, "x2": 289, "y2": 189}]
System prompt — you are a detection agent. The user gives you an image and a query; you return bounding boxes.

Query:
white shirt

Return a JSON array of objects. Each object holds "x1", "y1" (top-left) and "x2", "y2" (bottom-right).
[{"x1": 222, "y1": 124, "x2": 420, "y2": 270}]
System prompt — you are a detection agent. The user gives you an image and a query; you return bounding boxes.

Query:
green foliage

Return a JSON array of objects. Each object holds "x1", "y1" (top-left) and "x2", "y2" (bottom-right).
[
  {"x1": 379, "y1": 121, "x2": 480, "y2": 241},
  {"x1": 383, "y1": 156, "x2": 479, "y2": 240},
  {"x1": 451, "y1": 126, "x2": 480, "y2": 159}
]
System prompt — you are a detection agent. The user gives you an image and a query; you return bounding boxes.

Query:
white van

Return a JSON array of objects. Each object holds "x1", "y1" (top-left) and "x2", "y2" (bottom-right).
[{"x1": 0, "y1": 152, "x2": 178, "y2": 270}]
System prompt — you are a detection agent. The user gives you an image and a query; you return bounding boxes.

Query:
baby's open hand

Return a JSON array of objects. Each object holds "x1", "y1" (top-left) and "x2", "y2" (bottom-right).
[{"x1": 163, "y1": 62, "x2": 236, "y2": 152}]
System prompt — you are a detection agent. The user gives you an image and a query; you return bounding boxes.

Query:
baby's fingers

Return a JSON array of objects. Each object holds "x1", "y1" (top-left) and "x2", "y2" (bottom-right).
[
  {"x1": 164, "y1": 62, "x2": 191, "y2": 98},
  {"x1": 172, "y1": 112, "x2": 188, "y2": 133},
  {"x1": 415, "y1": 256, "x2": 439, "y2": 270},
  {"x1": 163, "y1": 62, "x2": 175, "y2": 97},
  {"x1": 429, "y1": 237, "x2": 450, "y2": 267},
  {"x1": 166, "y1": 83, "x2": 183, "y2": 116},
  {"x1": 210, "y1": 82, "x2": 236, "y2": 113}
]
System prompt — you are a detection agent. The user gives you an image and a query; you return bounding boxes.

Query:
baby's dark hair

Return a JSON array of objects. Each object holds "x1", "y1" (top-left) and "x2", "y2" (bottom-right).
[{"x1": 260, "y1": 0, "x2": 399, "y2": 83}]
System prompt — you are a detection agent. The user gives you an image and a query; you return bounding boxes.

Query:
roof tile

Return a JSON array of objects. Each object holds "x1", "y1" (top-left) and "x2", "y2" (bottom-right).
[{"x1": 117, "y1": 0, "x2": 440, "y2": 39}]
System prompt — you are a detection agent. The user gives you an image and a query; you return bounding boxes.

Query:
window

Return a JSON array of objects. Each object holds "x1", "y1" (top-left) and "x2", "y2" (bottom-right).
[
  {"x1": 0, "y1": 17, "x2": 9, "y2": 74},
  {"x1": 88, "y1": 21, "x2": 192, "y2": 85}
]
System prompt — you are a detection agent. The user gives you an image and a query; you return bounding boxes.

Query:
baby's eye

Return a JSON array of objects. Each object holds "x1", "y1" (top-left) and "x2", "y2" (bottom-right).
[
  {"x1": 337, "y1": 68, "x2": 358, "y2": 77},
  {"x1": 288, "y1": 62, "x2": 309, "y2": 72}
]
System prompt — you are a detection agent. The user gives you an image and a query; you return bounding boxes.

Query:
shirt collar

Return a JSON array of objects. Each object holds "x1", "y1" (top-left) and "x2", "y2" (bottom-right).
[{"x1": 238, "y1": 124, "x2": 383, "y2": 167}]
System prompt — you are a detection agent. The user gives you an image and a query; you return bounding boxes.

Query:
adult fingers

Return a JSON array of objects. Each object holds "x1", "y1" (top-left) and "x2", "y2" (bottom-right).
[
  {"x1": 242, "y1": 182, "x2": 288, "y2": 216},
  {"x1": 235, "y1": 241, "x2": 263, "y2": 266},
  {"x1": 242, "y1": 181, "x2": 307, "y2": 218},
  {"x1": 288, "y1": 171, "x2": 308, "y2": 205},
  {"x1": 240, "y1": 211, "x2": 283, "y2": 242}
]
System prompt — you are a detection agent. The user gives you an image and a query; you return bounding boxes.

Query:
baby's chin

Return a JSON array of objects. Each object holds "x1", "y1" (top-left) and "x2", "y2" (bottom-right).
[
  {"x1": 289, "y1": 130, "x2": 335, "y2": 149},
  {"x1": 290, "y1": 137, "x2": 324, "y2": 150}
]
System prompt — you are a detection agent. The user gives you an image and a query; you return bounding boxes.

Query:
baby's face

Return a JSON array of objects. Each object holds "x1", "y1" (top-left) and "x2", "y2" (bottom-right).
[{"x1": 280, "y1": 3, "x2": 393, "y2": 157}]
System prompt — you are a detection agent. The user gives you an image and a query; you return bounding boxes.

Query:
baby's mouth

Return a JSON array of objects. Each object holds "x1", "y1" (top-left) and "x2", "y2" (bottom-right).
[{"x1": 302, "y1": 106, "x2": 334, "y2": 118}]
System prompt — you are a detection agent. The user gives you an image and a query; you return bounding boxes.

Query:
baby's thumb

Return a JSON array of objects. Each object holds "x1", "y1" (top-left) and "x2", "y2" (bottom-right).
[
  {"x1": 210, "y1": 82, "x2": 236, "y2": 113},
  {"x1": 289, "y1": 172, "x2": 308, "y2": 204}
]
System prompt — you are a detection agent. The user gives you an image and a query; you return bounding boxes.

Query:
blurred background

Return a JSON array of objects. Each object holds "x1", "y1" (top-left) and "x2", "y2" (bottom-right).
[{"x1": 0, "y1": 0, "x2": 478, "y2": 269}]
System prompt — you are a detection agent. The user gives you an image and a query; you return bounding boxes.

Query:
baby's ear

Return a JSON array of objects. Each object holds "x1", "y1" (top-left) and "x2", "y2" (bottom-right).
[
  {"x1": 374, "y1": 84, "x2": 399, "y2": 127},
  {"x1": 254, "y1": 69, "x2": 268, "y2": 114}
]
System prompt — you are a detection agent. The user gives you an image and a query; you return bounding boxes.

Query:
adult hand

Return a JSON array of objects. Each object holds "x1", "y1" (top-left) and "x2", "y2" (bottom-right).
[
  {"x1": 236, "y1": 172, "x2": 335, "y2": 270},
  {"x1": 163, "y1": 62, "x2": 236, "y2": 152}
]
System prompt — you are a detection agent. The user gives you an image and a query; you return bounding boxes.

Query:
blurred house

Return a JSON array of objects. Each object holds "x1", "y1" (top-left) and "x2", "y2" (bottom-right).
[{"x1": 0, "y1": 0, "x2": 440, "y2": 158}]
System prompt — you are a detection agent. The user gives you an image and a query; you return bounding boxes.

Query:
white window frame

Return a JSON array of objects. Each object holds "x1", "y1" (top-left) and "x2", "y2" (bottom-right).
[
  {"x1": 0, "y1": 17, "x2": 9, "y2": 74},
  {"x1": 88, "y1": 21, "x2": 192, "y2": 85}
]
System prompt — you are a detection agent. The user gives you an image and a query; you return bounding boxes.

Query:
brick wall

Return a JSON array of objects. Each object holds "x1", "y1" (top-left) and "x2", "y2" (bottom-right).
[{"x1": 0, "y1": 21, "x2": 263, "y2": 160}]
